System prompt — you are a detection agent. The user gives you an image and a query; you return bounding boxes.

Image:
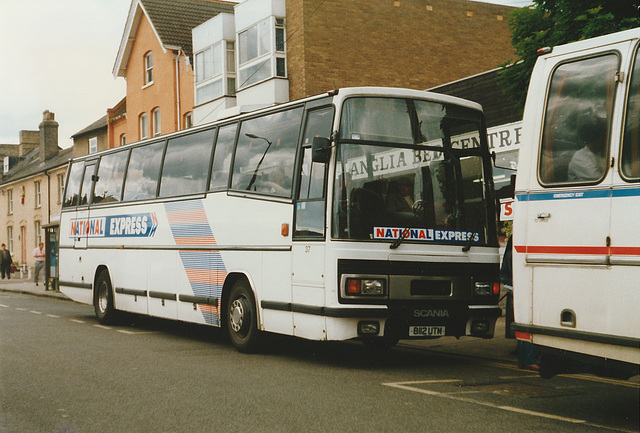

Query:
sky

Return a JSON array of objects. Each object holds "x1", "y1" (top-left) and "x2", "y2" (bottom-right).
[{"x1": 0, "y1": 0, "x2": 530, "y2": 150}]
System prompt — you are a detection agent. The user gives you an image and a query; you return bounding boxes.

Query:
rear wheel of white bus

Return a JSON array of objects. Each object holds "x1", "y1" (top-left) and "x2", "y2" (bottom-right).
[
  {"x1": 94, "y1": 269, "x2": 118, "y2": 325},
  {"x1": 226, "y1": 279, "x2": 262, "y2": 353}
]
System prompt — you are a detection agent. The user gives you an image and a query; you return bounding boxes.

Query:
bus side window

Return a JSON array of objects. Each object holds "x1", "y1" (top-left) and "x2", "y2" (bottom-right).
[
  {"x1": 538, "y1": 54, "x2": 618, "y2": 185},
  {"x1": 93, "y1": 150, "x2": 129, "y2": 204},
  {"x1": 79, "y1": 163, "x2": 97, "y2": 206},
  {"x1": 622, "y1": 46, "x2": 640, "y2": 181},
  {"x1": 294, "y1": 106, "x2": 334, "y2": 238},
  {"x1": 122, "y1": 141, "x2": 165, "y2": 201},
  {"x1": 63, "y1": 161, "x2": 85, "y2": 208},
  {"x1": 210, "y1": 123, "x2": 237, "y2": 191},
  {"x1": 232, "y1": 107, "x2": 303, "y2": 197},
  {"x1": 159, "y1": 128, "x2": 216, "y2": 198}
]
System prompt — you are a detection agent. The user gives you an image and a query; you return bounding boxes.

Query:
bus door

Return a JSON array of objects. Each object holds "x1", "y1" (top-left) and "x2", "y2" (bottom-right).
[
  {"x1": 74, "y1": 161, "x2": 98, "y2": 250},
  {"x1": 291, "y1": 105, "x2": 334, "y2": 339},
  {"x1": 522, "y1": 52, "x2": 619, "y2": 333}
]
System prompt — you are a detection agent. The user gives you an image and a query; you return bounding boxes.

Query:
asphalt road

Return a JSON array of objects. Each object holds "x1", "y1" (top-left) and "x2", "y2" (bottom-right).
[{"x1": 1, "y1": 292, "x2": 638, "y2": 433}]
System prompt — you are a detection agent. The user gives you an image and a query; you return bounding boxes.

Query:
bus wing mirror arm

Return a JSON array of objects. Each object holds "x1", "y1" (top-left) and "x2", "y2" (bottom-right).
[{"x1": 312, "y1": 137, "x2": 332, "y2": 163}]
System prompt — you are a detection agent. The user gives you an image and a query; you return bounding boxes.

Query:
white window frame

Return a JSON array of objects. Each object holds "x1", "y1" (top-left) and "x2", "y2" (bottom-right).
[
  {"x1": 184, "y1": 112, "x2": 193, "y2": 129},
  {"x1": 195, "y1": 41, "x2": 236, "y2": 105},
  {"x1": 35, "y1": 181, "x2": 41, "y2": 208},
  {"x1": 152, "y1": 108, "x2": 161, "y2": 137},
  {"x1": 237, "y1": 17, "x2": 286, "y2": 90},
  {"x1": 57, "y1": 174, "x2": 64, "y2": 204},
  {"x1": 7, "y1": 226, "x2": 13, "y2": 255},
  {"x1": 89, "y1": 137, "x2": 98, "y2": 154},
  {"x1": 7, "y1": 189, "x2": 13, "y2": 214},
  {"x1": 35, "y1": 221, "x2": 42, "y2": 246},
  {"x1": 144, "y1": 52, "x2": 154, "y2": 85},
  {"x1": 120, "y1": 134, "x2": 127, "y2": 147},
  {"x1": 140, "y1": 113, "x2": 148, "y2": 140}
]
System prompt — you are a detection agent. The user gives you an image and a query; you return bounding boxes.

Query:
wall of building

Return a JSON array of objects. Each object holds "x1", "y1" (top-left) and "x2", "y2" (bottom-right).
[
  {"x1": 72, "y1": 130, "x2": 109, "y2": 158},
  {"x1": 125, "y1": 13, "x2": 195, "y2": 142},
  {"x1": 286, "y1": 0, "x2": 515, "y2": 100},
  {"x1": 0, "y1": 166, "x2": 67, "y2": 269}
]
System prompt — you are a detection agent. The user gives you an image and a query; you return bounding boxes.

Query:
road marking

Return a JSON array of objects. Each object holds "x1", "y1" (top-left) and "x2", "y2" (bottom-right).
[
  {"x1": 383, "y1": 380, "x2": 636, "y2": 432},
  {"x1": 70, "y1": 319, "x2": 85, "y2": 324},
  {"x1": 47, "y1": 314, "x2": 60, "y2": 318},
  {"x1": 93, "y1": 325, "x2": 112, "y2": 330},
  {"x1": 0, "y1": 304, "x2": 8, "y2": 308},
  {"x1": 116, "y1": 329, "x2": 157, "y2": 335},
  {"x1": 29, "y1": 310, "x2": 42, "y2": 315},
  {"x1": 16, "y1": 308, "x2": 26, "y2": 311}
]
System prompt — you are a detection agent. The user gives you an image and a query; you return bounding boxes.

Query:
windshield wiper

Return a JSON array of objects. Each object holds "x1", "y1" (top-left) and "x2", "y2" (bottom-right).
[{"x1": 390, "y1": 200, "x2": 424, "y2": 250}]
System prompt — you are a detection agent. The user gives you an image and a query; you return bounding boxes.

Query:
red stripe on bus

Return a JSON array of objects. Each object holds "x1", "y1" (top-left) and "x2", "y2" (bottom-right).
[{"x1": 514, "y1": 245, "x2": 640, "y2": 256}]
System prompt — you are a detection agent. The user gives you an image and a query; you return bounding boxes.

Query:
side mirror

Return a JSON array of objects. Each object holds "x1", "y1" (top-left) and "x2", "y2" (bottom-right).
[{"x1": 312, "y1": 136, "x2": 331, "y2": 163}]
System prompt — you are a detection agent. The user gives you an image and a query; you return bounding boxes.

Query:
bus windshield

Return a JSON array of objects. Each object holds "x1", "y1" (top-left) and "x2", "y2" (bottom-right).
[{"x1": 332, "y1": 97, "x2": 494, "y2": 246}]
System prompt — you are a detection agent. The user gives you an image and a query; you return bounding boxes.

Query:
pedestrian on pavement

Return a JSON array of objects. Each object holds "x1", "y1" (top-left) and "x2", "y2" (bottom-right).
[
  {"x1": 1, "y1": 244, "x2": 13, "y2": 279},
  {"x1": 33, "y1": 242, "x2": 45, "y2": 286}
]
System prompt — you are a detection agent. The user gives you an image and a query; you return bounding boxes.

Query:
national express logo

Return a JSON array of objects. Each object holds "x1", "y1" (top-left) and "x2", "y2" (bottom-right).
[{"x1": 69, "y1": 213, "x2": 158, "y2": 238}]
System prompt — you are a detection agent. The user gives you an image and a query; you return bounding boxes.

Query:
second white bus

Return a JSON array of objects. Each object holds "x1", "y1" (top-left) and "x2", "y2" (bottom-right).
[
  {"x1": 59, "y1": 87, "x2": 501, "y2": 352},
  {"x1": 513, "y1": 29, "x2": 640, "y2": 379}
]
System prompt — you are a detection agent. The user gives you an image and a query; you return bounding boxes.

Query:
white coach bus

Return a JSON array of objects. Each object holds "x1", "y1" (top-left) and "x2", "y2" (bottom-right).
[
  {"x1": 59, "y1": 87, "x2": 501, "y2": 353},
  {"x1": 512, "y1": 29, "x2": 640, "y2": 378}
]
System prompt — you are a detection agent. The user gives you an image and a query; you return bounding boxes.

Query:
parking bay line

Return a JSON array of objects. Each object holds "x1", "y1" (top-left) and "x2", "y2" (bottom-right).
[{"x1": 383, "y1": 380, "x2": 593, "y2": 428}]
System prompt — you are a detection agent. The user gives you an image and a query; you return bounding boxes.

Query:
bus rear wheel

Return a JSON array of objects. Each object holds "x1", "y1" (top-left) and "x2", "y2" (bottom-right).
[
  {"x1": 95, "y1": 270, "x2": 118, "y2": 325},
  {"x1": 226, "y1": 279, "x2": 262, "y2": 353}
]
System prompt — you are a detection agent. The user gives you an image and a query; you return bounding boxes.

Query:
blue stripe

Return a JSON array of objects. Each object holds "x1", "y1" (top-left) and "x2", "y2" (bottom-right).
[{"x1": 517, "y1": 187, "x2": 640, "y2": 202}]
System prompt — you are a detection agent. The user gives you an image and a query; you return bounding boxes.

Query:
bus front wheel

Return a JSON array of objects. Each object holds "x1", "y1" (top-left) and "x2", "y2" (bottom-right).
[
  {"x1": 95, "y1": 270, "x2": 118, "y2": 325},
  {"x1": 226, "y1": 280, "x2": 262, "y2": 353}
]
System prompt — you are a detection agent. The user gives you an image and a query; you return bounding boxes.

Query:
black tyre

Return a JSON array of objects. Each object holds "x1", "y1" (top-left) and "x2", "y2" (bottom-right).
[
  {"x1": 226, "y1": 279, "x2": 262, "y2": 353},
  {"x1": 94, "y1": 270, "x2": 118, "y2": 325}
]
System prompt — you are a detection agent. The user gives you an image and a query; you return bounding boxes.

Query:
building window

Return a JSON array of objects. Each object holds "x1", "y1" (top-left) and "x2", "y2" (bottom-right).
[
  {"x1": 3, "y1": 156, "x2": 8, "y2": 173},
  {"x1": 7, "y1": 226, "x2": 13, "y2": 254},
  {"x1": 35, "y1": 181, "x2": 41, "y2": 208},
  {"x1": 89, "y1": 137, "x2": 98, "y2": 154},
  {"x1": 237, "y1": 17, "x2": 286, "y2": 89},
  {"x1": 144, "y1": 52, "x2": 153, "y2": 85},
  {"x1": 152, "y1": 108, "x2": 161, "y2": 136},
  {"x1": 57, "y1": 174, "x2": 64, "y2": 204},
  {"x1": 139, "y1": 113, "x2": 148, "y2": 140},
  {"x1": 184, "y1": 112, "x2": 193, "y2": 129},
  {"x1": 195, "y1": 41, "x2": 237, "y2": 105},
  {"x1": 35, "y1": 221, "x2": 42, "y2": 246},
  {"x1": 120, "y1": 134, "x2": 127, "y2": 147},
  {"x1": 7, "y1": 189, "x2": 13, "y2": 214}
]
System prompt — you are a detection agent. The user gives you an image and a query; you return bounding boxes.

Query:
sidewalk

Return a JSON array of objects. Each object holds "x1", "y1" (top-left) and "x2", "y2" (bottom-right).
[
  {"x1": 0, "y1": 276, "x2": 518, "y2": 365},
  {"x1": 0, "y1": 275, "x2": 69, "y2": 301}
]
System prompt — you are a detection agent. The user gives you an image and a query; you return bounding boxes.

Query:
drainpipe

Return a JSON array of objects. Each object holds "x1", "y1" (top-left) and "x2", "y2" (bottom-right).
[{"x1": 175, "y1": 51, "x2": 181, "y2": 130}]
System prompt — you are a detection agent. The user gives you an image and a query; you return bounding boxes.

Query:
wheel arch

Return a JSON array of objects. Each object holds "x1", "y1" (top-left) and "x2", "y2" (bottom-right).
[{"x1": 220, "y1": 272, "x2": 260, "y2": 329}]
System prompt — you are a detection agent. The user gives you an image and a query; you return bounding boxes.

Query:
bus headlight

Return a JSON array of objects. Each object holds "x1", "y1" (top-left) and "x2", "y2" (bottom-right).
[
  {"x1": 346, "y1": 278, "x2": 386, "y2": 296},
  {"x1": 474, "y1": 282, "x2": 500, "y2": 296}
]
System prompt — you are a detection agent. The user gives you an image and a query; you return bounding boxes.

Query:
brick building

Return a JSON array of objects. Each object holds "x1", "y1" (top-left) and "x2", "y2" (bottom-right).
[{"x1": 104, "y1": 0, "x2": 515, "y2": 141}]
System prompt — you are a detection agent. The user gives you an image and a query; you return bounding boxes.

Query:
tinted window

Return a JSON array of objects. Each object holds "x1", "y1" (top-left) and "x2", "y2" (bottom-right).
[
  {"x1": 232, "y1": 107, "x2": 303, "y2": 197},
  {"x1": 123, "y1": 141, "x2": 165, "y2": 201},
  {"x1": 538, "y1": 54, "x2": 618, "y2": 185},
  {"x1": 79, "y1": 164, "x2": 96, "y2": 206},
  {"x1": 295, "y1": 106, "x2": 334, "y2": 238},
  {"x1": 63, "y1": 161, "x2": 85, "y2": 207},
  {"x1": 93, "y1": 151, "x2": 129, "y2": 204},
  {"x1": 159, "y1": 129, "x2": 215, "y2": 197},
  {"x1": 210, "y1": 124, "x2": 237, "y2": 191},
  {"x1": 622, "y1": 47, "x2": 640, "y2": 180}
]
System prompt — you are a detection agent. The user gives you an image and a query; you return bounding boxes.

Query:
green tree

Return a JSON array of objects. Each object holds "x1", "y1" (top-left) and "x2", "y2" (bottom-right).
[{"x1": 500, "y1": 0, "x2": 639, "y2": 113}]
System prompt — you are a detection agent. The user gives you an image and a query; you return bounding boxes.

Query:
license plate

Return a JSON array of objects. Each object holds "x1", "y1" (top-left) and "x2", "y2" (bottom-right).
[{"x1": 409, "y1": 325, "x2": 445, "y2": 337}]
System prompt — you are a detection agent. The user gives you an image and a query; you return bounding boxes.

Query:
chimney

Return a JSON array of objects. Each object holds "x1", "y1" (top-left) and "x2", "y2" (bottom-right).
[{"x1": 39, "y1": 110, "x2": 59, "y2": 163}]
